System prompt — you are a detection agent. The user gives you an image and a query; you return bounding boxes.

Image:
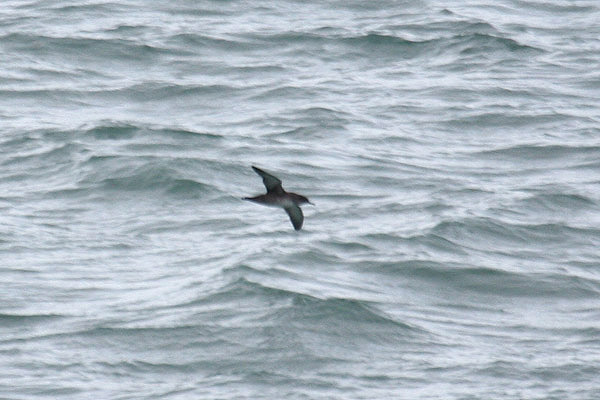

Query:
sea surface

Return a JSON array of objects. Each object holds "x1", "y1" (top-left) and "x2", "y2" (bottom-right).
[{"x1": 1, "y1": 1, "x2": 600, "y2": 399}]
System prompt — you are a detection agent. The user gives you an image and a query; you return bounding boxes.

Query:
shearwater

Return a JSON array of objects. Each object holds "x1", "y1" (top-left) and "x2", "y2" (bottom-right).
[{"x1": 243, "y1": 166, "x2": 314, "y2": 230}]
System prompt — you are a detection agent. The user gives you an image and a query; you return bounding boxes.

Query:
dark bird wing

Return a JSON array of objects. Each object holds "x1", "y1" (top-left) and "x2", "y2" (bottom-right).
[
  {"x1": 284, "y1": 205, "x2": 304, "y2": 230},
  {"x1": 252, "y1": 166, "x2": 283, "y2": 193}
]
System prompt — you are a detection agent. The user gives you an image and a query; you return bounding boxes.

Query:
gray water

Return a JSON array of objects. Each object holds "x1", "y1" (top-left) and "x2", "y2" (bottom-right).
[{"x1": 1, "y1": 1, "x2": 600, "y2": 399}]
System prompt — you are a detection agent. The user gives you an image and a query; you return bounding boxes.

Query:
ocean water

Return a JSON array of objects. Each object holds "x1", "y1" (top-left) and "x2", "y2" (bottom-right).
[{"x1": 1, "y1": 0, "x2": 600, "y2": 398}]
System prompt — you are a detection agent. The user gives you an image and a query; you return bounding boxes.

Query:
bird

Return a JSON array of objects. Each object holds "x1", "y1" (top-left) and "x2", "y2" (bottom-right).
[{"x1": 243, "y1": 166, "x2": 314, "y2": 230}]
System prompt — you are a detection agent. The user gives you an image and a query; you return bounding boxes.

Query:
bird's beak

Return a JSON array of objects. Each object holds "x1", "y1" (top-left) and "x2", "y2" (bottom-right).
[{"x1": 308, "y1": 201, "x2": 315, "y2": 206}]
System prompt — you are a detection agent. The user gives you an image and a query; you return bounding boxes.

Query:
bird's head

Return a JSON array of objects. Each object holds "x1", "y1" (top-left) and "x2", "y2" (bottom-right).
[{"x1": 292, "y1": 193, "x2": 314, "y2": 205}]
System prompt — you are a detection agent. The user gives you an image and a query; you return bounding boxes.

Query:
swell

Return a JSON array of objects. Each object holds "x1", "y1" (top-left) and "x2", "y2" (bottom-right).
[
  {"x1": 431, "y1": 217, "x2": 600, "y2": 246},
  {"x1": 374, "y1": 260, "x2": 600, "y2": 299},
  {"x1": 237, "y1": 27, "x2": 543, "y2": 64},
  {"x1": 5, "y1": 275, "x2": 421, "y2": 363},
  {"x1": 0, "y1": 83, "x2": 246, "y2": 103},
  {"x1": 1, "y1": 124, "x2": 225, "y2": 200},
  {"x1": 1, "y1": 32, "x2": 179, "y2": 60},
  {"x1": 474, "y1": 144, "x2": 600, "y2": 160},
  {"x1": 518, "y1": 192, "x2": 599, "y2": 214},
  {"x1": 83, "y1": 161, "x2": 213, "y2": 196},
  {"x1": 183, "y1": 274, "x2": 419, "y2": 337},
  {"x1": 0, "y1": 313, "x2": 63, "y2": 326}
]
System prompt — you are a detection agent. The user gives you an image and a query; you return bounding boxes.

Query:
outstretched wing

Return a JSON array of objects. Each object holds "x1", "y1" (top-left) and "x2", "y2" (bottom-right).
[
  {"x1": 252, "y1": 166, "x2": 283, "y2": 193},
  {"x1": 284, "y1": 205, "x2": 304, "y2": 230}
]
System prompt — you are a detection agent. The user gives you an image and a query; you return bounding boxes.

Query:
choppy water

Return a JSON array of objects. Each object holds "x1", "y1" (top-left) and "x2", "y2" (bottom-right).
[{"x1": 2, "y1": 1, "x2": 600, "y2": 399}]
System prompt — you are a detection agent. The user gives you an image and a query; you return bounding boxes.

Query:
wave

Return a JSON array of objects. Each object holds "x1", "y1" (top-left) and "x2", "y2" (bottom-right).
[
  {"x1": 191, "y1": 275, "x2": 419, "y2": 336},
  {"x1": 83, "y1": 122, "x2": 224, "y2": 142},
  {"x1": 376, "y1": 260, "x2": 600, "y2": 298},
  {"x1": 442, "y1": 111, "x2": 573, "y2": 130},
  {"x1": 0, "y1": 313, "x2": 63, "y2": 326},
  {"x1": 451, "y1": 32, "x2": 543, "y2": 55},
  {"x1": 259, "y1": 30, "x2": 545, "y2": 61},
  {"x1": 0, "y1": 122, "x2": 230, "y2": 200},
  {"x1": 519, "y1": 193, "x2": 598, "y2": 213},
  {"x1": 432, "y1": 217, "x2": 600, "y2": 247},
  {"x1": 342, "y1": 32, "x2": 433, "y2": 55},
  {"x1": 0, "y1": 33, "x2": 177, "y2": 60},
  {"x1": 86, "y1": 162, "x2": 213, "y2": 197},
  {"x1": 167, "y1": 33, "x2": 260, "y2": 52},
  {"x1": 475, "y1": 144, "x2": 600, "y2": 160},
  {"x1": 1, "y1": 142, "x2": 82, "y2": 169},
  {"x1": 511, "y1": 0, "x2": 598, "y2": 14}
]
